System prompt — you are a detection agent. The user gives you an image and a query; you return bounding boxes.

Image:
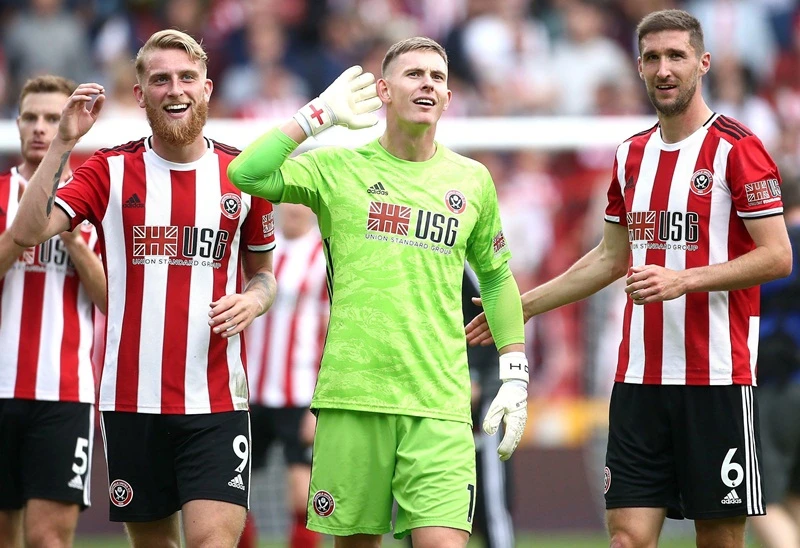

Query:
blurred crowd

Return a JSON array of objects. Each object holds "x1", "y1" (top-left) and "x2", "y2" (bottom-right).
[{"x1": 2, "y1": 0, "x2": 800, "y2": 397}]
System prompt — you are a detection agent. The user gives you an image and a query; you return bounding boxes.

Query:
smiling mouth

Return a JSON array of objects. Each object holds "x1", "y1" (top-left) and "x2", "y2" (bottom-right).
[
  {"x1": 164, "y1": 104, "x2": 190, "y2": 114},
  {"x1": 413, "y1": 99, "x2": 435, "y2": 107}
]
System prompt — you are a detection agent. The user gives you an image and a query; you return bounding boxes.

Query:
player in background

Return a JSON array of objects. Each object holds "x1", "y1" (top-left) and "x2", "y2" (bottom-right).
[
  {"x1": 0, "y1": 75, "x2": 105, "y2": 548},
  {"x1": 229, "y1": 37, "x2": 528, "y2": 548},
  {"x1": 462, "y1": 266, "x2": 516, "y2": 548},
  {"x1": 9, "y1": 30, "x2": 278, "y2": 548},
  {"x1": 239, "y1": 202, "x2": 328, "y2": 548},
  {"x1": 749, "y1": 178, "x2": 800, "y2": 548},
  {"x1": 466, "y1": 9, "x2": 792, "y2": 548}
]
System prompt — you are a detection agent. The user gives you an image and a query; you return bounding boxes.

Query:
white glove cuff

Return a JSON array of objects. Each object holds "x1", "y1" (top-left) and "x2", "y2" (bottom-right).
[
  {"x1": 499, "y1": 351, "x2": 529, "y2": 384},
  {"x1": 294, "y1": 98, "x2": 334, "y2": 137}
]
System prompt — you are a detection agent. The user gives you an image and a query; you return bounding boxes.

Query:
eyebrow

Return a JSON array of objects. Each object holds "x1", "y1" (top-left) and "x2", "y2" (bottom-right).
[
  {"x1": 405, "y1": 66, "x2": 447, "y2": 78},
  {"x1": 148, "y1": 68, "x2": 201, "y2": 81}
]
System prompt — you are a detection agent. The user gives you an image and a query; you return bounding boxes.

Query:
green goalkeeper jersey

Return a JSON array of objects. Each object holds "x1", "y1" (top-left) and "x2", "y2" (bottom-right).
[{"x1": 278, "y1": 139, "x2": 511, "y2": 423}]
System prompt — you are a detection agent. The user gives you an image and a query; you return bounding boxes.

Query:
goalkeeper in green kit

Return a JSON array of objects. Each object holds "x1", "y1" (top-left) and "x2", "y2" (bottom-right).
[{"x1": 228, "y1": 37, "x2": 527, "y2": 548}]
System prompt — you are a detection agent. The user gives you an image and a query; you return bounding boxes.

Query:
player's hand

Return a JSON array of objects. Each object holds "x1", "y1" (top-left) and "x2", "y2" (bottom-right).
[
  {"x1": 58, "y1": 83, "x2": 105, "y2": 144},
  {"x1": 293, "y1": 66, "x2": 382, "y2": 137},
  {"x1": 208, "y1": 293, "x2": 261, "y2": 339},
  {"x1": 465, "y1": 298, "x2": 495, "y2": 347},
  {"x1": 625, "y1": 264, "x2": 686, "y2": 305},
  {"x1": 483, "y1": 352, "x2": 529, "y2": 461}
]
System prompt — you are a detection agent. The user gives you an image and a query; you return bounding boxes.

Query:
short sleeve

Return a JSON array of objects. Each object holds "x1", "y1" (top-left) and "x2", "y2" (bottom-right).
[
  {"x1": 241, "y1": 196, "x2": 276, "y2": 252},
  {"x1": 55, "y1": 153, "x2": 111, "y2": 230},
  {"x1": 727, "y1": 135, "x2": 783, "y2": 218},
  {"x1": 605, "y1": 154, "x2": 627, "y2": 226}
]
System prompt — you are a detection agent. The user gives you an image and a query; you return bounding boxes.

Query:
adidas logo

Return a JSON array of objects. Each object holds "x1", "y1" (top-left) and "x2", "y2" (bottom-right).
[
  {"x1": 68, "y1": 474, "x2": 84, "y2": 490},
  {"x1": 123, "y1": 193, "x2": 144, "y2": 208},
  {"x1": 227, "y1": 474, "x2": 246, "y2": 491},
  {"x1": 721, "y1": 489, "x2": 742, "y2": 505},
  {"x1": 367, "y1": 182, "x2": 388, "y2": 195}
]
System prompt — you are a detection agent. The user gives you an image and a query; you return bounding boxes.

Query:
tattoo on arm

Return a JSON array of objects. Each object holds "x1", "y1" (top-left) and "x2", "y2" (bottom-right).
[
  {"x1": 46, "y1": 152, "x2": 71, "y2": 216},
  {"x1": 245, "y1": 271, "x2": 277, "y2": 315}
]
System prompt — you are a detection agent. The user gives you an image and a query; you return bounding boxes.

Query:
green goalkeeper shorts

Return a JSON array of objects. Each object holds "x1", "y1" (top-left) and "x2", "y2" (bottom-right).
[{"x1": 306, "y1": 409, "x2": 476, "y2": 539}]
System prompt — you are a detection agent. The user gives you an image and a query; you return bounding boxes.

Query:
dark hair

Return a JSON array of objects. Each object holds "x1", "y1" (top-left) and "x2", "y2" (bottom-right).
[
  {"x1": 636, "y1": 9, "x2": 704, "y2": 57},
  {"x1": 19, "y1": 75, "x2": 76, "y2": 104},
  {"x1": 381, "y1": 36, "x2": 448, "y2": 77}
]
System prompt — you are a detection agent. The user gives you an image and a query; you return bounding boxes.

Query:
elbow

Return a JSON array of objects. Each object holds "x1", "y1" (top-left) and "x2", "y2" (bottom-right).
[
  {"x1": 777, "y1": 252, "x2": 793, "y2": 279},
  {"x1": 9, "y1": 226, "x2": 38, "y2": 249}
]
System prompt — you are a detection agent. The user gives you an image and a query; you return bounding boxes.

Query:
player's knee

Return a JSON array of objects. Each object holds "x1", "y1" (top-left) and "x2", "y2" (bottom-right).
[
  {"x1": 25, "y1": 523, "x2": 74, "y2": 548},
  {"x1": 608, "y1": 530, "x2": 655, "y2": 548}
]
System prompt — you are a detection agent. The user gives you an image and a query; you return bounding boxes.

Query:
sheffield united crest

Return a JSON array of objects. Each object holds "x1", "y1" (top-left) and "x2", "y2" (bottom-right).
[{"x1": 690, "y1": 169, "x2": 713, "y2": 196}]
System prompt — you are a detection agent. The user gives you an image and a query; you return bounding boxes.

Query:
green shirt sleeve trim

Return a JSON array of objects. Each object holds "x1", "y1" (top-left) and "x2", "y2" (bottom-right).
[
  {"x1": 476, "y1": 264, "x2": 525, "y2": 349},
  {"x1": 227, "y1": 128, "x2": 298, "y2": 202}
]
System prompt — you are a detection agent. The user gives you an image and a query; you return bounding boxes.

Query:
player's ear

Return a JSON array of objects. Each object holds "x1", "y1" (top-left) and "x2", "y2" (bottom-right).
[
  {"x1": 205, "y1": 79, "x2": 213, "y2": 102},
  {"x1": 442, "y1": 89, "x2": 452, "y2": 111},
  {"x1": 637, "y1": 57, "x2": 644, "y2": 80},
  {"x1": 133, "y1": 84, "x2": 145, "y2": 108},
  {"x1": 377, "y1": 78, "x2": 390, "y2": 104}
]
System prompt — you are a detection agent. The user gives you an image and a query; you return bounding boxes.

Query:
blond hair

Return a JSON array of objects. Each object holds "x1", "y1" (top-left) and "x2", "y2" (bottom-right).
[
  {"x1": 135, "y1": 29, "x2": 208, "y2": 81},
  {"x1": 19, "y1": 75, "x2": 76, "y2": 105},
  {"x1": 381, "y1": 36, "x2": 448, "y2": 76}
]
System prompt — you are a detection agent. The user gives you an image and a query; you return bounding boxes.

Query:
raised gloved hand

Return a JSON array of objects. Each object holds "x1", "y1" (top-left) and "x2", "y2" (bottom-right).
[
  {"x1": 483, "y1": 351, "x2": 529, "y2": 461},
  {"x1": 293, "y1": 66, "x2": 383, "y2": 137}
]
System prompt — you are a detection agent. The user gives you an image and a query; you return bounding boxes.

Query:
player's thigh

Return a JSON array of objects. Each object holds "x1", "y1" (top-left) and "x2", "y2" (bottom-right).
[
  {"x1": 172, "y1": 411, "x2": 251, "y2": 514},
  {"x1": 0, "y1": 509, "x2": 22, "y2": 547},
  {"x1": 0, "y1": 399, "x2": 26, "y2": 512},
  {"x1": 21, "y1": 401, "x2": 94, "y2": 510},
  {"x1": 757, "y1": 384, "x2": 800, "y2": 504},
  {"x1": 604, "y1": 383, "x2": 680, "y2": 516},
  {"x1": 606, "y1": 507, "x2": 667, "y2": 546},
  {"x1": 308, "y1": 409, "x2": 396, "y2": 536},
  {"x1": 101, "y1": 411, "x2": 180, "y2": 522},
  {"x1": 676, "y1": 385, "x2": 765, "y2": 520},
  {"x1": 393, "y1": 416, "x2": 476, "y2": 539},
  {"x1": 248, "y1": 404, "x2": 276, "y2": 471},
  {"x1": 276, "y1": 406, "x2": 313, "y2": 468}
]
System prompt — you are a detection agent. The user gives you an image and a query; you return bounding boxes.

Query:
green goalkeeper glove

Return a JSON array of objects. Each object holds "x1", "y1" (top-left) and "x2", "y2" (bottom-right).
[
  {"x1": 483, "y1": 351, "x2": 529, "y2": 461},
  {"x1": 293, "y1": 65, "x2": 383, "y2": 137}
]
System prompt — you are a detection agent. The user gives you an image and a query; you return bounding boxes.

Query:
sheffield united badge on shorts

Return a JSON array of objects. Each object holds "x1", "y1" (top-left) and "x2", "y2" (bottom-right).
[
  {"x1": 109, "y1": 479, "x2": 134, "y2": 507},
  {"x1": 603, "y1": 467, "x2": 612, "y2": 494},
  {"x1": 312, "y1": 490, "x2": 335, "y2": 517}
]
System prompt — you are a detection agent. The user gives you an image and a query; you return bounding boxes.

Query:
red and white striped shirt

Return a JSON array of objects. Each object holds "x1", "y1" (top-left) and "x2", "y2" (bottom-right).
[
  {"x1": 606, "y1": 114, "x2": 782, "y2": 386},
  {"x1": 0, "y1": 168, "x2": 98, "y2": 403},
  {"x1": 55, "y1": 137, "x2": 276, "y2": 414},
  {"x1": 247, "y1": 229, "x2": 328, "y2": 407}
]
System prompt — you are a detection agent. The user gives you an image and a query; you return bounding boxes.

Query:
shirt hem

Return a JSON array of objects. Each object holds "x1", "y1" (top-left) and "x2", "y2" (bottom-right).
[
  {"x1": 615, "y1": 376, "x2": 756, "y2": 386},
  {"x1": 0, "y1": 392, "x2": 94, "y2": 404},
  {"x1": 98, "y1": 403, "x2": 249, "y2": 414}
]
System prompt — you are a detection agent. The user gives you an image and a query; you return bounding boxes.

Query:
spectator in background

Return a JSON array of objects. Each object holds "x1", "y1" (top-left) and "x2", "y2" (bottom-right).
[
  {"x1": 218, "y1": 13, "x2": 309, "y2": 119},
  {"x1": 709, "y1": 55, "x2": 780, "y2": 152},
  {"x1": 3, "y1": 0, "x2": 91, "y2": 105},
  {"x1": 0, "y1": 74, "x2": 105, "y2": 548},
  {"x1": 750, "y1": 177, "x2": 800, "y2": 548},
  {"x1": 688, "y1": 0, "x2": 777, "y2": 84},
  {"x1": 239, "y1": 202, "x2": 328, "y2": 548},
  {"x1": 549, "y1": 0, "x2": 632, "y2": 115}
]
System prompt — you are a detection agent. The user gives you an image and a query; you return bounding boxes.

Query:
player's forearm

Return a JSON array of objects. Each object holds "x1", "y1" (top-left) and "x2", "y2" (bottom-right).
[
  {"x1": 11, "y1": 139, "x2": 74, "y2": 247},
  {"x1": 0, "y1": 231, "x2": 25, "y2": 279},
  {"x1": 228, "y1": 128, "x2": 298, "y2": 201},
  {"x1": 243, "y1": 270, "x2": 277, "y2": 316},
  {"x1": 681, "y1": 245, "x2": 792, "y2": 294},
  {"x1": 64, "y1": 237, "x2": 107, "y2": 313},
  {"x1": 522, "y1": 244, "x2": 627, "y2": 321},
  {"x1": 477, "y1": 264, "x2": 525, "y2": 349}
]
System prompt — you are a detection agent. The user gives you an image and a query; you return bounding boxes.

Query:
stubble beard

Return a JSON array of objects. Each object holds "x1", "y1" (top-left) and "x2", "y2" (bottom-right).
[
  {"x1": 145, "y1": 99, "x2": 208, "y2": 147},
  {"x1": 648, "y1": 74, "x2": 698, "y2": 118}
]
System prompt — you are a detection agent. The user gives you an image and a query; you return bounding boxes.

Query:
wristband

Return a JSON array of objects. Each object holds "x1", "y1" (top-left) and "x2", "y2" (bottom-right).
[
  {"x1": 293, "y1": 98, "x2": 334, "y2": 138},
  {"x1": 499, "y1": 351, "x2": 529, "y2": 384}
]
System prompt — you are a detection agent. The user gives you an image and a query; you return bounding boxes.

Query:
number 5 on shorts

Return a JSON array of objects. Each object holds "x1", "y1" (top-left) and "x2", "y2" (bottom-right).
[{"x1": 73, "y1": 437, "x2": 89, "y2": 475}]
